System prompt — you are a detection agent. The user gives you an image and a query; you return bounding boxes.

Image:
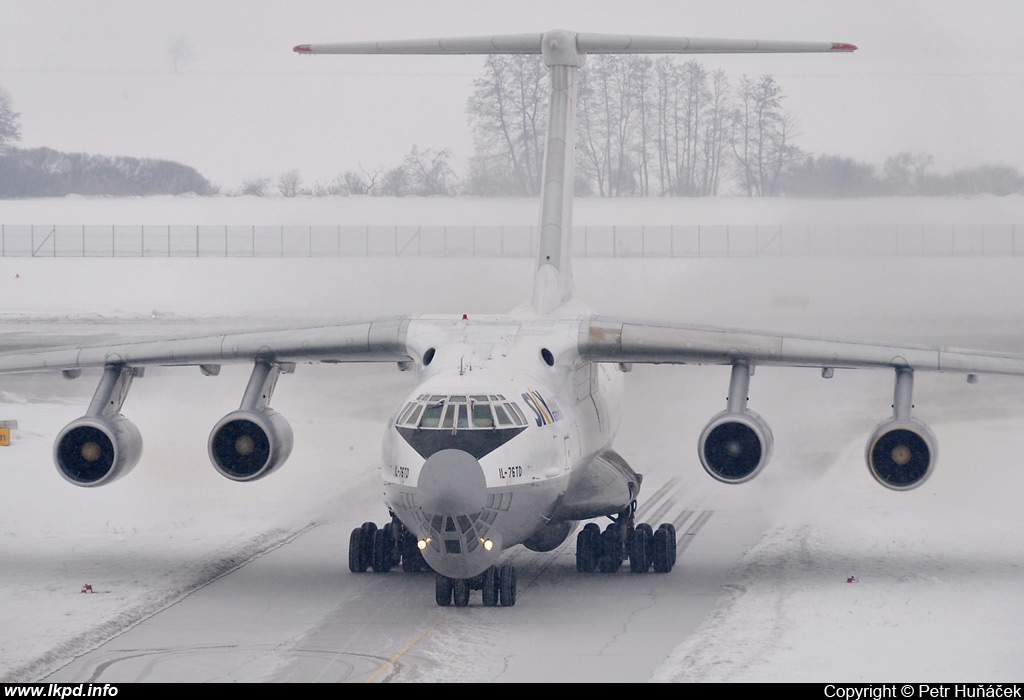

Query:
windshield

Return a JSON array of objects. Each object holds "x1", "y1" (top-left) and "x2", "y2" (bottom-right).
[{"x1": 396, "y1": 394, "x2": 528, "y2": 430}]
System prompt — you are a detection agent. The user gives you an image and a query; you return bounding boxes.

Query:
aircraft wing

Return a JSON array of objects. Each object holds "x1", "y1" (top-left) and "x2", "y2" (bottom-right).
[
  {"x1": 0, "y1": 317, "x2": 412, "y2": 374},
  {"x1": 578, "y1": 316, "x2": 1024, "y2": 377}
]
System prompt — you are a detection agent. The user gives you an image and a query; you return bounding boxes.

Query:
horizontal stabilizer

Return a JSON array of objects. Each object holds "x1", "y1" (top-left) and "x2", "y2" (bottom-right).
[{"x1": 295, "y1": 32, "x2": 856, "y2": 56}]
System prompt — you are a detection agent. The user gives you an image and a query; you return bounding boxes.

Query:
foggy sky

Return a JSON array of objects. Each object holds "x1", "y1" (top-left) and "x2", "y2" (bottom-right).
[{"x1": 2, "y1": 0, "x2": 1024, "y2": 189}]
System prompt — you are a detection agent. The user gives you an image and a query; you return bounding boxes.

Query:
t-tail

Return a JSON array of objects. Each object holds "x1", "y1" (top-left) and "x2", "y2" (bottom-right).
[{"x1": 295, "y1": 31, "x2": 856, "y2": 315}]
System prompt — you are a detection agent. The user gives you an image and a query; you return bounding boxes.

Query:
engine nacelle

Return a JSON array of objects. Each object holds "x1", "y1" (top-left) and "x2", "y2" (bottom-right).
[
  {"x1": 54, "y1": 414, "x2": 143, "y2": 487},
  {"x1": 208, "y1": 408, "x2": 294, "y2": 482},
  {"x1": 698, "y1": 409, "x2": 774, "y2": 484},
  {"x1": 866, "y1": 418, "x2": 937, "y2": 491}
]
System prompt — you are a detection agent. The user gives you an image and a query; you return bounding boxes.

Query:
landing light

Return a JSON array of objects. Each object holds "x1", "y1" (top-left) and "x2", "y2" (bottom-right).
[
  {"x1": 482, "y1": 538, "x2": 494, "y2": 551},
  {"x1": 417, "y1": 538, "x2": 430, "y2": 551}
]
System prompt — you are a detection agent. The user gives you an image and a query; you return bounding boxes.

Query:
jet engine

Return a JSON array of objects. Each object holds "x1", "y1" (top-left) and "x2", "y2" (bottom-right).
[
  {"x1": 54, "y1": 414, "x2": 143, "y2": 487},
  {"x1": 698, "y1": 409, "x2": 774, "y2": 484},
  {"x1": 866, "y1": 417, "x2": 936, "y2": 491},
  {"x1": 209, "y1": 407, "x2": 294, "y2": 482},
  {"x1": 208, "y1": 360, "x2": 296, "y2": 482},
  {"x1": 53, "y1": 364, "x2": 143, "y2": 487},
  {"x1": 699, "y1": 361, "x2": 773, "y2": 484},
  {"x1": 866, "y1": 367, "x2": 936, "y2": 491}
]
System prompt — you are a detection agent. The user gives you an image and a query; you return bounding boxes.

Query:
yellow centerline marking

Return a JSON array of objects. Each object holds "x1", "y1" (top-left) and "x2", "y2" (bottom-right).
[{"x1": 364, "y1": 610, "x2": 452, "y2": 683}]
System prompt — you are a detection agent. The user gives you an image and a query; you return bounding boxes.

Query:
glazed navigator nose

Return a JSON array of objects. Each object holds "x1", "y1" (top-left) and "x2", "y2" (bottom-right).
[{"x1": 417, "y1": 448, "x2": 487, "y2": 515}]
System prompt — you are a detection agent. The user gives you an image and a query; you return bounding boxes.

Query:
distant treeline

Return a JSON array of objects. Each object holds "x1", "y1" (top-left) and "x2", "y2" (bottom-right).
[
  {"x1": 275, "y1": 53, "x2": 1024, "y2": 199},
  {"x1": 3, "y1": 61, "x2": 1024, "y2": 199},
  {"x1": 272, "y1": 148, "x2": 1024, "y2": 200},
  {"x1": 0, "y1": 147, "x2": 215, "y2": 197},
  {"x1": 778, "y1": 154, "x2": 1024, "y2": 198}
]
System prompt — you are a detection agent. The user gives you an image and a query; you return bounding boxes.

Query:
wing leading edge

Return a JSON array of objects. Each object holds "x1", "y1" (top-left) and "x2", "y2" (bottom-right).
[
  {"x1": 0, "y1": 317, "x2": 412, "y2": 374},
  {"x1": 578, "y1": 316, "x2": 1024, "y2": 377}
]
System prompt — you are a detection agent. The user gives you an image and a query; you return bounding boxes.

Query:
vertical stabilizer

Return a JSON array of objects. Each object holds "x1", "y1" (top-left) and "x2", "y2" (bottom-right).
[{"x1": 532, "y1": 30, "x2": 581, "y2": 314}]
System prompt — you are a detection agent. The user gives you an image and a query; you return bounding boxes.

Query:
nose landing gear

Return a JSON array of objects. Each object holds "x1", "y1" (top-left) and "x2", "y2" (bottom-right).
[{"x1": 435, "y1": 564, "x2": 517, "y2": 607}]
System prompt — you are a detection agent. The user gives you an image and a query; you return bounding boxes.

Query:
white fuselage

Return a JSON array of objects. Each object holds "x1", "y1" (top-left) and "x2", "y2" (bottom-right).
[{"x1": 379, "y1": 313, "x2": 626, "y2": 579}]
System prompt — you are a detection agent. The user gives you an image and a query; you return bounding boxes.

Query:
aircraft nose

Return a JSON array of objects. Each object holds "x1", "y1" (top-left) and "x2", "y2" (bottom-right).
[{"x1": 417, "y1": 448, "x2": 487, "y2": 515}]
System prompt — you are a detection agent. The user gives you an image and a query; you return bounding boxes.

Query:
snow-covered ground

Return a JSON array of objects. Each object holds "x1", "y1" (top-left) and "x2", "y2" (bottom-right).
[
  {"x1": 5, "y1": 193, "x2": 1024, "y2": 226},
  {"x1": 2, "y1": 196, "x2": 1024, "y2": 682}
]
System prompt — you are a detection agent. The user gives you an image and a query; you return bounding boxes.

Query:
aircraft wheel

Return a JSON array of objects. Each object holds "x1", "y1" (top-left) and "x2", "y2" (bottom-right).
[
  {"x1": 453, "y1": 578, "x2": 471, "y2": 607},
  {"x1": 598, "y1": 523, "x2": 623, "y2": 573},
  {"x1": 348, "y1": 528, "x2": 367, "y2": 573},
  {"x1": 400, "y1": 531, "x2": 425, "y2": 572},
  {"x1": 435, "y1": 574, "x2": 454, "y2": 606},
  {"x1": 659, "y1": 523, "x2": 677, "y2": 567},
  {"x1": 498, "y1": 564, "x2": 517, "y2": 607},
  {"x1": 371, "y1": 527, "x2": 392, "y2": 572},
  {"x1": 576, "y1": 523, "x2": 600, "y2": 573},
  {"x1": 482, "y1": 566, "x2": 500, "y2": 607},
  {"x1": 358, "y1": 521, "x2": 377, "y2": 571},
  {"x1": 653, "y1": 525, "x2": 675, "y2": 573},
  {"x1": 630, "y1": 523, "x2": 653, "y2": 573}
]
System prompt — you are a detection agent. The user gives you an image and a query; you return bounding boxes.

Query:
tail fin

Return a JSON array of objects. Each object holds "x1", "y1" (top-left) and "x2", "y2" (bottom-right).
[{"x1": 296, "y1": 31, "x2": 855, "y2": 314}]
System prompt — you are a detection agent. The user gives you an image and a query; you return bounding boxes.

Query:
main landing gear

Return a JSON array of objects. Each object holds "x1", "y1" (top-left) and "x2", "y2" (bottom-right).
[
  {"x1": 348, "y1": 514, "x2": 430, "y2": 574},
  {"x1": 575, "y1": 503, "x2": 677, "y2": 574},
  {"x1": 435, "y1": 564, "x2": 517, "y2": 608}
]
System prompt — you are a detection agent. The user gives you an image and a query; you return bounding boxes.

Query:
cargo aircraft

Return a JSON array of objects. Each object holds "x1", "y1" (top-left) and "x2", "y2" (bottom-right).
[{"x1": 5, "y1": 31, "x2": 1024, "y2": 608}]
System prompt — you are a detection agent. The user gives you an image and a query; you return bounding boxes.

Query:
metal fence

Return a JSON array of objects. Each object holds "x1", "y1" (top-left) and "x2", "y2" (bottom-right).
[{"x1": 3, "y1": 223, "x2": 1023, "y2": 258}]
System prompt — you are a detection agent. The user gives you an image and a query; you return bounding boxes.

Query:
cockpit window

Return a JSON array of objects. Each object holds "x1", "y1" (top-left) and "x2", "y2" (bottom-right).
[
  {"x1": 398, "y1": 403, "x2": 417, "y2": 425},
  {"x1": 441, "y1": 404, "x2": 456, "y2": 429},
  {"x1": 471, "y1": 403, "x2": 494, "y2": 427},
  {"x1": 420, "y1": 403, "x2": 443, "y2": 428},
  {"x1": 507, "y1": 402, "x2": 528, "y2": 426},
  {"x1": 407, "y1": 404, "x2": 423, "y2": 426},
  {"x1": 493, "y1": 404, "x2": 512, "y2": 426},
  {"x1": 398, "y1": 393, "x2": 527, "y2": 431}
]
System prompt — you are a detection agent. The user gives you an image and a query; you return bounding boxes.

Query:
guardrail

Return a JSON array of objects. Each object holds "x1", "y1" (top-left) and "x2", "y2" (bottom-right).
[{"x1": 2, "y1": 224, "x2": 1022, "y2": 258}]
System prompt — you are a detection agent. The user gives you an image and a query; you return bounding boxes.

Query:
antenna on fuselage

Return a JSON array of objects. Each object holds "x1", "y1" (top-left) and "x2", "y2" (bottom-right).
[{"x1": 295, "y1": 31, "x2": 855, "y2": 314}]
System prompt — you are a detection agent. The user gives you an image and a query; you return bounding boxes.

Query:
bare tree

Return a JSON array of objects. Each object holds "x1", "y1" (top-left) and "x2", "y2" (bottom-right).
[
  {"x1": 402, "y1": 145, "x2": 457, "y2": 196},
  {"x1": 653, "y1": 57, "x2": 678, "y2": 195},
  {"x1": 883, "y1": 151, "x2": 934, "y2": 194},
  {"x1": 576, "y1": 55, "x2": 647, "y2": 196},
  {"x1": 0, "y1": 86, "x2": 22, "y2": 151},
  {"x1": 277, "y1": 169, "x2": 302, "y2": 197},
  {"x1": 699, "y1": 69, "x2": 730, "y2": 195},
  {"x1": 466, "y1": 55, "x2": 547, "y2": 195},
  {"x1": 168, "y1": 35, "x2": 196, "y2": 73},
  {"x1": 240, "y1": 176, "x2": 271, "y2": 196},
  {"x1": 341, "y1": 165, "x2": 382, "y2": 195},
  {"x1": 649, "y1": 60, "x2": 730, "y2": 196},
  {"x1": 631, "y1": 57, "x2": 655, "y2": 196},
  {"x1": 731, "y1": 74, "x2": 801, "y2": 196},
  {"x1": 379, "y1": 165, "x2": 411, "y2": 196}
]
